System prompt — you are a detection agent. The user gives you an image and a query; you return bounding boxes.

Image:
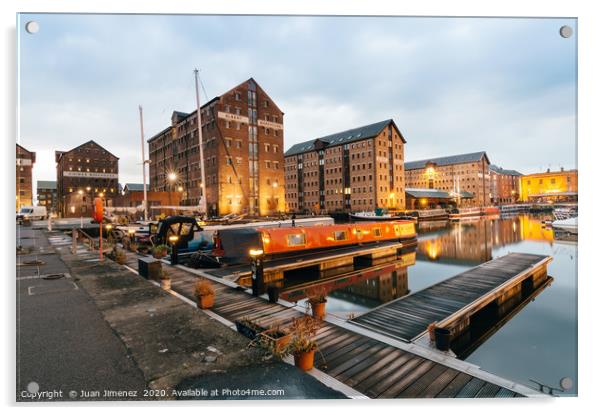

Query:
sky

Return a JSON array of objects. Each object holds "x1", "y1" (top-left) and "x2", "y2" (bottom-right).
[{"x1": 17, "y1": 14, "x2": 577, "y2": 196}]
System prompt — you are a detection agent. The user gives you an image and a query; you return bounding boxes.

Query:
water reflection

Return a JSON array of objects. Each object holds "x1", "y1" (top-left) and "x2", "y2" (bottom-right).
[{"x1": 280, "y1": 214, "x2": 576, "y2": 395}]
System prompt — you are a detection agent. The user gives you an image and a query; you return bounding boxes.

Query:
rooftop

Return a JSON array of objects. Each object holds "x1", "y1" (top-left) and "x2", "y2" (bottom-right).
[
  {"x1": 285, "y1": 119, "x2": 404, "y2": 157},
  {"x1": 490, "y1": 164, "x2": 522, "y2": 176},
  {"x1": 405, "y1": 151, "x2": 489, "y2": 170},
  {"x1": 123, "y1": 183, "x2": 149, "y2": 192},
  {"x1": 37, "y1": 180, "x2": 57, "y2": 190}
]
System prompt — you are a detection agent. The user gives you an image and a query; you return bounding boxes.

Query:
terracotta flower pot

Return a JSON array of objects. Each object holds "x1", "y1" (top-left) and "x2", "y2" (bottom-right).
[
  {"x1": 198, "y1": 294, "x2": 214, "y2": 309},
  {"x1": 294, "y1": 350, "x2": 315, "y2": 371},
  {"x1": 160, "y1": 279, "x2": 171, "y2": 290},
  {"x1": 310, "y1": 301, "x2": 326, "y2": 319}
]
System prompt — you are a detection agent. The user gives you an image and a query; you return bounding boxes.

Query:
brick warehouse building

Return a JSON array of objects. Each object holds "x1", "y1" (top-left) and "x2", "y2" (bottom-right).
[
  {"x1": 404, "y1": 151, "x2": 491, "y2": 207},
  {"x1": 284, "y1": 119, "x2": 407, "y2": 214},
  {"x1": 148, "y1": 78, "x2": 285, "y2": 216},
  {"x1": 37, "y1": 180, "x2": 58, "y2": 215},
  {"x1": 16, "y1": 144, "x2": 36, "y2": 211},
  {"x1": 489, "y1": 165, "x2": 522, "y2": 205},
  {"x1": 55, "y1": 140, "x2": 119, "y2": 218}
]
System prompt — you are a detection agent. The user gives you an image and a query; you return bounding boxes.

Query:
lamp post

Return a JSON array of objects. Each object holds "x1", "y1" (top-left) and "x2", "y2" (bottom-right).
[
  {"x1": 105, "y1": 223, "x2": 113, "y2": 249},
  {"x1": 249, "y1": 248, "x2": 264, "y2": 296},
  {"x1": 169, "y1": 235, "x2": 179, "y2": 265},
  {"x1": 168, "y1": 171, "x2": 178, "y2": 216}
]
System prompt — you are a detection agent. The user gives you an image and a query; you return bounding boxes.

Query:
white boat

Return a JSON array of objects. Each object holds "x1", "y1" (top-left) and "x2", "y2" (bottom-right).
[
  {"x1": 349, "y1": 211, "x2": 394, "y2": 221},
  {"x1": 552, "y1": 217, "x2": 578, "y2": 234}
]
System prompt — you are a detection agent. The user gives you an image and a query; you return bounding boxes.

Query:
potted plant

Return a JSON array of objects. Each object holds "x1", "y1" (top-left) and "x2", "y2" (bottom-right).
[
  {"x1": 129, "y1": 241, "x2": 139, "y2": 253},
  {"x1": 234, "y1": 317, "x2": 266, "y2": 340},
  {"x1": 258, "y1": 324, "x2": 291, "y2": 356},
  {"x1": 152, "y1": 244, "x2": 170, "y2": 259},
  {"x1": 113, "y1": 247, "x2": 127, "y2": 265},
  {"x1": 285, "y1": 316, "x2": 320, "y2": 371},
  {"x1": 160, "y1": 269, "x2": 171, "y2": 290},
  {"x1": 195, "y1": 279, "x2": 215, "y2": 309},
  {"x1": 306, "y1": 286, "x2": 328, "y2": 319}
]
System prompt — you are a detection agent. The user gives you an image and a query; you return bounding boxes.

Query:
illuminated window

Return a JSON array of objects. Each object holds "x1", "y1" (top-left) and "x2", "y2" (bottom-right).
[
  {"x1": 372, "y1": 228, "x2": 382, "y2": 237},
  {"x1": 333, "y1": 231, "x2": 347, "y2": 241},
  {"x1": 287, "y1": 233, "x2": 306, "y2": 247}
]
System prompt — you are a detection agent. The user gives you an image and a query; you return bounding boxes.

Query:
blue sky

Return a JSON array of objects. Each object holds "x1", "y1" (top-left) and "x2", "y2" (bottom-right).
[{"x1": 18, "y1": 14, "x2": 577, "y2": 192}]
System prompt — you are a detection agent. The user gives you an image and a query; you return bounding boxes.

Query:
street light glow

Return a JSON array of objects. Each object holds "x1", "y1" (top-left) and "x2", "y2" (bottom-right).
[{"x1": 168, "y1": 172, "x2": 178, "y2": 182}]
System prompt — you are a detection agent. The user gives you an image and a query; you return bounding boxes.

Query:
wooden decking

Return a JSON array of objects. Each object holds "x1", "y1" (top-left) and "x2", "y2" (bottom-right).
[
  {"x1": 122, "y1": 252, "x2": 526, "y2": 399},
  {"x1": 351, "y1": 253, "x2": 552, "y2": 342}
]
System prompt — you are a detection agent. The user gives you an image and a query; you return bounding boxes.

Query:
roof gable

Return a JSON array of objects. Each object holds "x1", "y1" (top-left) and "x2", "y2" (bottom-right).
[{"x1": 57, "y1": 140, "x2": 119, "y2": 162}]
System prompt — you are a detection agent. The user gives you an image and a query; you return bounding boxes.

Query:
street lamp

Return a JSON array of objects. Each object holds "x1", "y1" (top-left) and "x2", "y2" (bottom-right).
[{"x1": 167, "y1": 172, "x2": 178, "y2": 215}]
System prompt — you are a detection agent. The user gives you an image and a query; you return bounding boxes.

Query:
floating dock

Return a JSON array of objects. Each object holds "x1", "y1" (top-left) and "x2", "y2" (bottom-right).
[{"x1": 350, "y1": 253, "x2": 552, "y2": 342}]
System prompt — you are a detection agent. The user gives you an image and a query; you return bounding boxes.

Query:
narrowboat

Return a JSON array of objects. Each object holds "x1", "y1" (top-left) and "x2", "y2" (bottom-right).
[{"x1": 218, "y1": 220, "x2": 417, "y2": 263}]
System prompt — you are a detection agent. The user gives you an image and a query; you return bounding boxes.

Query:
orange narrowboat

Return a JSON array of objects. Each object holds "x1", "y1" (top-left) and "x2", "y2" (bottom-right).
[{"x1": 217, "y1": 220, "x2": 416, "y2": 262}]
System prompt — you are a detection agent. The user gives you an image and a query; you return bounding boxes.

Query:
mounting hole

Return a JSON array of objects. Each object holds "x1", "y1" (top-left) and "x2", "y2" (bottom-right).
[
  {"x1": 559, "y1": 25, "x2": 573, "y2": 38},
  {"x1": 560, "y1": 377, "x2": 573, "y2": 390},
  {"x1": 25, "y1": 21, "x2": 39, "y2": 34}
]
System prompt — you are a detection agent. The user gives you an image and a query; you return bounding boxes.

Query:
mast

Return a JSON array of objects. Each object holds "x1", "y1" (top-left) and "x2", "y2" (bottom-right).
[
  {"x1": 139, "y1": 105, "x2": 148, "y2": 221},
  {"x1": 194, "y1": 69, "x2": 207, "y2": 216}
]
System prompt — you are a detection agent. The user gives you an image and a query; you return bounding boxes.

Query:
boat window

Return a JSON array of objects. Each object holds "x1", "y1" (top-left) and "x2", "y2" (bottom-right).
[
  {"x1": 180, "y1": 222, "x2": 192, "y2": 235},
  {"x1": 287, "y1": 233, "x2": 306, "y2": 247},
  {"x1": 333, "y1": 231, "x2": 347, "y2": 241},
  {"x1": 372, "y1": 228, "x2": 382, "y2": 237},
  {"x1": 393, "y1": 225, "x2": 400, "y2": 235}
]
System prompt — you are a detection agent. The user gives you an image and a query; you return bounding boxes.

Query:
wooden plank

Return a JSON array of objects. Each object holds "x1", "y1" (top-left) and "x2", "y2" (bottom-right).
[
  {"x1": 341, "y1": 349, "x2": 409, "y2": 387},
  {"x1": 455, "y1": 378, "x2": 486, "y2": 398},
  {"x1": 377, "y1": 360, "x2": 436, "y2": 398},
  {"x1": 475, "y1": 383, "x2": 501, "y2": 398},
  {"x1": 435, "y1": 372, "x2": 472, "y2": 398},
  {"x1": 396, "y1": 364, "x2": 448, "y2": 398},
  {"x1": 417, "y1": 367, "x2": 460, "y2": 398}
]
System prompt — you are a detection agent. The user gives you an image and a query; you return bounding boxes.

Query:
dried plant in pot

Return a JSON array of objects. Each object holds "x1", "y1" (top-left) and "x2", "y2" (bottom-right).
[
  {"x1": 113, "y1": 247, "x2": 127, "y2": 265},
  {"x1": 129, "y1": 241, "x2": 139, "y2": 253},
  {"x1": 160, "y1": 269, "x2": 171, "y2": 290},
  {"x1": 258, "y1": 324, "x2": 292, "y2": 357},
  {"x1": 284, "y1": 316, "x2": 321, "y2": 371},
  {"x1": 152, "y1": 244, "x2": 170, "y2": 259},
  {"x1": 195, "y1": 279, "x2": 215, "y2": 309},
  {"x1": 234, "y1": 317, "x2": 266, "y2": 340},
  {"x1": 306, "y1": 286, "x2": 328, "y2": 319}
]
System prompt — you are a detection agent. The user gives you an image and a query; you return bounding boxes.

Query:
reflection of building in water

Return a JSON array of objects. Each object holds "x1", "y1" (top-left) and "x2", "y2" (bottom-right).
[
  {"x1": 517, "y1": 215, "x2": 554, "y2": 242},
  {"x1": 418, "y1": 221, "x2": 494, "y2": 264},
  {"x1": 418, "y1": 215, "x2": 554, "y2": 264},
  {"x1": 333, "y1": 262, "x2": 410, "y2": 305}
]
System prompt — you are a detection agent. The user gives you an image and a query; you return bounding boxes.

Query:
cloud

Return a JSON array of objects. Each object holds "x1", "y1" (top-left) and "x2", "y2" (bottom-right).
[{"x1": 18, "y1": 14, "x2": 576, "y2": 197}]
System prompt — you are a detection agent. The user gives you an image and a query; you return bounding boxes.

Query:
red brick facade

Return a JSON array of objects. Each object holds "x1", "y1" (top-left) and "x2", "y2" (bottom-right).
[
  {"x1": 16, "y1": 144, "x2": 36, "y2": 211},
  {"x1": 55, "y1": 141, "x2": 119, "y2": 218},
  {"x1": 148, "y1": 78, "x2": 285, "y2": 216}
]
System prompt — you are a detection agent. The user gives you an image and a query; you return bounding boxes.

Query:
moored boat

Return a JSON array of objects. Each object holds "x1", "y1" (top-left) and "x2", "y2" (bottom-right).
[{"x1": 218, "y1": 220, "x2": 417, "y2": 262}]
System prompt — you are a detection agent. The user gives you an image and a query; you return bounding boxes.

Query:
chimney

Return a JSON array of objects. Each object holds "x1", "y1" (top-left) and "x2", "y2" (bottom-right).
[
  {"x1": 547, "y1": 168, "x2": 550, "y2": 173},
  {"x1": 561, "y1": 167, "x2": 564, "y2": 172}
]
